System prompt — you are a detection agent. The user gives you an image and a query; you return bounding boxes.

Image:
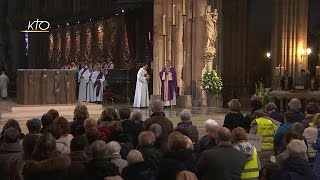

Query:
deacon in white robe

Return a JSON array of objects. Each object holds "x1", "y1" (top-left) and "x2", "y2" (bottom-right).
[
  {"x1": 92, "y1": 63, "x2": 105, "y2": 102},
  {"x1": 133, "y1": 64, "x2": 150, "y2": 108},
  {"x1": 78, "y1": 65, "x2": 88, "y2": 102},
  {"x1": 0, "y1": 71, "x2": 9, "y2": 99},
  {"x1": 85, "y1": 64, "x2": 94, "y2": 103}
]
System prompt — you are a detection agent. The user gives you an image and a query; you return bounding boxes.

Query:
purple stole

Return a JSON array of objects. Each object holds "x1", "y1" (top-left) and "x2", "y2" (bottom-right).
[
  {"x1": 81, "y1": 68, "x2": 88, "y2": 76},
  {"x1": 94, "y1": 72, "x2": 104, "y2": 97}
]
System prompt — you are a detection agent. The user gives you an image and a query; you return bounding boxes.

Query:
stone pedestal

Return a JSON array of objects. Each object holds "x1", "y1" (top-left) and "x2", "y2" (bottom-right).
[{"x1": 177, "y1": 95, "x2": 192, "y2": 108}]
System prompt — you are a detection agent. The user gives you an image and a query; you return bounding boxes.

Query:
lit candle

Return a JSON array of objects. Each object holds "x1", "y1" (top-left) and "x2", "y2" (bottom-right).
[
  {"x1": 148, "y1": 32, "x2": 151, "y2": 41},
  {"x1": 275, "y1": 66, "x2": 280, "y2": 77},
  {"x1": 162, "y1": 15, "x2": 166, "y2": 36},
  {"x1": 172, "y1": 5, "x2": 176, "y2": 26},
  {"x1": 182, "y1": 0, "x2": 186, "y2": 16}
]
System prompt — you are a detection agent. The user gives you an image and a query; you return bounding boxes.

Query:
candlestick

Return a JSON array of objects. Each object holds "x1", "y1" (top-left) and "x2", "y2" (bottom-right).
[
  {"x1": 162, "y1": 15, "x2": 166, "y2": 36},
  {"x1": 182, "y1": 0, "x2": 186, "y2": 16},
  {"x1": 172, "y1": 5, "x2": 176, "y2": 26}
]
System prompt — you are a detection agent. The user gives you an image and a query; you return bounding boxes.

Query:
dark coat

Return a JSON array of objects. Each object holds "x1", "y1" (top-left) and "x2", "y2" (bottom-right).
[
  {"x1": 175, "y1": 121, "x2": 199, "y2": 143},
  {"x1": 23, "y1": 154, "x2": 71, "y2": 180},
  {"x1": 138, "y1": 144, "x2": 163, "y2": 170},
  {"x1": 121, "y1": 120, "x2": 145, "y2": 147},
  {"x1": 269, "y1": 111, "x2": 284, "y2": 124},
  {"x1": 69, "y1": 119, "x2": 85, "y2": 136},
  {"x1": 0, "y1": 143, "x2": 22, "y2": 180},
  {"x1": 121, "y1": 161, "x2": 156, "y2": 180},
  {"x1": 223, "y1": 112, "x2": 248, "y2": 132},
  {"x1": 198, "y1": 135, "x2": 216, "y2": 152},
  {"x1": 271, "y1": 156, "x2": 317, "y2": 180},
  {"x1": 289, "y1": 109, "x2": 305, "y2": 123},
  {"x1": 144, "y1": 112, "x2": 173, "y2": 144},
  {"x1": 85, "y1": 159, "x2": 119, "y2": 180},
  {"x1": 198, "y1": 144, "x2": 246, "y2": 180},
  {"x1": 67, "y1": 151, "x2": 88, "y2": 180},
  {"x1": 158, "y1": 149, "x2": 197, "y2": 180}
]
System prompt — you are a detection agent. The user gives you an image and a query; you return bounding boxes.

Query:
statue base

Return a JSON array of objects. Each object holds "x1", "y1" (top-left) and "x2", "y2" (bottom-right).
[{"x1": 177, "y1": 95, "x2": 192, "y2": 108}]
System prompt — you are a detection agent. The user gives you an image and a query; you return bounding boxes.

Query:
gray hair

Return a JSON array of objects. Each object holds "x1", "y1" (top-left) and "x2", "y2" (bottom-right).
[
  {"x1": 179, "y1": 109, "x2": 192, "y2": 121},
  {"x1": 127, "y1": 150, "x2": 144, "y2": 165},
  {"x1": 129, "y1": 110, "x2": 142, "y2": 121},
  {"x1": 149, "y1": 123, "x2": 162, "y2": 138},
  {"x1": 204, "y1": 119, "x2": 218, "y2": 133},
  {"x1": 292, "y1": 122, "x2": 304, "y2": 135},
  {"x1": 151, "y1": 100, "x2": 163, "y2": 113},
  {"x1": 265, "y1": 102, "x2": 277, "y2": 112},
  {"x1": 106, "y1": 141, "x2": 121, "y2": 155},
  {"x1": 91, "y1": 140, "x2": 108, "y2": 159},
  {"x1": 287, "y1": 139, "x2": 307, "y2": 157},
  {"x1": 253, "y1": 110, "x2": 267, "y2": 118},
  {"x1": 288, "y1": 98, "x2": 302, "y2": 110}
]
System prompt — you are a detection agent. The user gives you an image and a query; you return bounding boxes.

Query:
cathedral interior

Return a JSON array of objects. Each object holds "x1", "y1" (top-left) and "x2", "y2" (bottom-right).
[{"x1": 0, "y1": 0, "x2": 320, "y2": 107}]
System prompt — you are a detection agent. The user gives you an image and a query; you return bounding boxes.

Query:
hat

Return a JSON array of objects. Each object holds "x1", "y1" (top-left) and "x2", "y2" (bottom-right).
[{"x1": 4, "y1": 127, "x2": 20, "y2": 143}]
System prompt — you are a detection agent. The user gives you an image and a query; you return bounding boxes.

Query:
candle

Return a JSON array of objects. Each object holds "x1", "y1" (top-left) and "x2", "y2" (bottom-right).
[
  {"x1": 316, "y1": 66, "x2": 320, "y2": 76},
  {"x1": 162, "y1": 15, "x2": 166, "y2": 36},
  {"x1": 172, "y1": 5, "x2": 176, "y2": 26},
  {"x1": 280, "y1": 67, "x2": 285, "y2": 76},
  {"x1": 148, "y1": 32, "x2": 151, "y2": 41},
  {"x1": 182, "y1": 0, "x2": 186, "y2": 16},
  {"x1": 275, "y1": 67, "x2": 280, "y2": 77}
]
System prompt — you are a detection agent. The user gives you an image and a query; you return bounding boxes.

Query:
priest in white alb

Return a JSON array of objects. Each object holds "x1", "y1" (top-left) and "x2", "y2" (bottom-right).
[
  {"x1": 133, "y1": 64, "x2": 150, "y2": 108},
  {"x1": 78, "y1": 62, "x2": 88, "y2": 102},
  {"x1": 0, "y1": 71, "x2": 9, "y2": 99},
  {"x1": 85, "y1": 63, "x2": 94, "y2": 103},
  {"x1": 92, "y1": 63, "x2": 105, "y2": 103}
]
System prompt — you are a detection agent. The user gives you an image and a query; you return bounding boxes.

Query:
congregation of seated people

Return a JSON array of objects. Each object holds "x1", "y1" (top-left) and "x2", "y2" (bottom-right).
[{"x1": 1, "y1": 98, "x2": 320, "y2": 180}]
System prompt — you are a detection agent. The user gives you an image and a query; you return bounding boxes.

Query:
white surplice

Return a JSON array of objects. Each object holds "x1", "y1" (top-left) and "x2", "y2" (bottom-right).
[
  {"x1": 133, "y1": 68, "x2": 149, "y2": 108},
  {"x1": 0, "y1": 73, "x2": 9, "y2": 98},
  {"x1": 92, "y1": 71, "x2": 105, "y2": 102},
  {"x1": 78, "y1": 67, "x2": 88, "y2": 102},
  {"x1": 85, "y1": 70, "x2": 94, "y2": 102}
]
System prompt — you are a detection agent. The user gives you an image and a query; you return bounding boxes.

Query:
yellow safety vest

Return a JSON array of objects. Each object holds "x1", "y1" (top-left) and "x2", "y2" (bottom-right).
[
  {"x1": 256, "y1": 117, "x2": 276, "y2": 150},
  {"x1": 241, "y1": 147, "x2": 259, "y2": 179}
]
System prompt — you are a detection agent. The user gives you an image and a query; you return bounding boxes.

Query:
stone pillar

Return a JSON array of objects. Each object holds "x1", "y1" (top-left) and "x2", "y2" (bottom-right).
[
  {"x1": 174, "y1": 1, "x2": 184, "y2": 95},
  {"x1": 271, "y1": 0, "x2": 309, "y2": 88}
]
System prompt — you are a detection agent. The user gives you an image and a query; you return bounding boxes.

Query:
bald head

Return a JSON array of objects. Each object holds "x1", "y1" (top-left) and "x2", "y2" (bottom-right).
[{"x1": 215, "y1": 127, "x2": 232, "y2": 145}]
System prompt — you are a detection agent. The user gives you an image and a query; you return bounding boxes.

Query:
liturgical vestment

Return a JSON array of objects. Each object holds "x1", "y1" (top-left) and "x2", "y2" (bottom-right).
[
  {"x1": 92, "y1": 70, "x2": 105, "y2": 102},
  {"x1": 160, "y1": 67, "x2": 177, "y2": 106},
  {"x1": 0, "y1": 73, "x2": 9, "y2": 98},
  {"x1": 133, "y1": 68, "x2": 149, "y2": 108},
  {"x1": 78, "y1": 67, "x2": 88, "y2": 102},
  {"x1": 85, "y1": 70, "x2": 94, "y2": 102}
]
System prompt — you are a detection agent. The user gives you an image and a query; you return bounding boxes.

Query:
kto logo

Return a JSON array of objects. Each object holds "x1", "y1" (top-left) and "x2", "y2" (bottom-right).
[{"x1": 21, "y1": 19, "x2": 50, "y2": 33}]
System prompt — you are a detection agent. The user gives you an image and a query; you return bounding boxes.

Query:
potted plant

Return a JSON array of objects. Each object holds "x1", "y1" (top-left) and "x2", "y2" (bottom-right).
[
  {"x1": 254, "y1": 82, "x2": 273, "y2": 107},
  {"x1": 202, "y1": 70, "x2": 223, "y2": 107}
]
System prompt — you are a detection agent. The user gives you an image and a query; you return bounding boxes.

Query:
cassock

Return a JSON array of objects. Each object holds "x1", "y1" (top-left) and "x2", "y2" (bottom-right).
[
  {"x1": 92, "y1": 70, "x2": 105, "y2": 102},
  {"x1": 85, "y1": 70, "x2": 94, "y2": 102},
  {"x1": 160, "y1": 67, "x2": 177, "y2": 106},
  {"x1": 0, "y1": 73, "x2": 9, "y2": 98},
  {"x1": 133, "y1": 68, "x2": 149, "y2": 108},
  {"x1": 78, "y1": 67, "x2": 88, "y2": 102}
]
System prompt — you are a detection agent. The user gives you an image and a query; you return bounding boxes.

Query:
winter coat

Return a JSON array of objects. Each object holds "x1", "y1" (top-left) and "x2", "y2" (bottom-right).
[
  {"x1": 158, "y1": 149, "x2": 197, "y2": 180},
  {"x1": 175, "y1": 121, "x2": 199, "y2": 143},
  {"x1": 271, "y1": 156, "x2": 317, "y2": 180},
  {"x1": 233, "y1": 141, "x2": 257, "y2": 161},
  {"x1": 224, "y1": 112, "x2": 248, "y2": 132},
  {"x1": 274, "y1": 122, "x2": 293, "y2": 150},
  {"x1": 0, "y1": 143, "x2": 22, "y2": 180},
  {"x1": 121, "y1": 161, "x2": 156, "y2": 180},
  {"x1": 198, "y1": 144, "x2": 246, "y2": 180},
  {"x1": 197, "y1": 135, "x2": 216, "y2": 152},
  {"x1": 85, "y1": 159, "x2": 119, "y2": 180},
  {"x1": 23, "y1": 153, "x2": 71, "y2": 180},
  {"x1": 312, "y1": 135, "x2": 320, "y2": 178},
  {"x1": 121, "y1": 120, "x2": 144, "y2": 147},
  {"x1": 70, "y1": 119, "x2": 85, "y2": 136},
  {"x1": 289, "y1": 109, "x2": 305, "y2": 123},
  {"x1": 302, "y1": 114, "x2": 314, "y2": 128},
  {"x1": 269, "y1": 111, "x2": 284, "y2": 124},
  {"x1": 138, "y1": 144, "x2": 163, "y2": 170},
  {"x1": 144, "y1": 112, "x2": 173, "y2": 144},
  {"x1": 67, "y1": 151, "x2": 88, "y2": 180},
  {"x1": 107, "y1": 154, "x2": 128, "y2": 173}
]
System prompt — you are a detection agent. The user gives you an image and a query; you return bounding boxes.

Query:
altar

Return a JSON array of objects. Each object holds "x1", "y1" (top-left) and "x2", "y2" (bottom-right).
[
  {"x1": 16, "y1": 69, "x2": 77, "y2": 105},
  {"x1": 271, "y1": 90, "x2": 320, "y2": 112}
]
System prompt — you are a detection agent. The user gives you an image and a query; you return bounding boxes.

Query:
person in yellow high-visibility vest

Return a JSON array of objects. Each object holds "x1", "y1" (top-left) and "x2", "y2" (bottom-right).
[
  {"x1": 232, "y1": 127, "x2": 260, "y2": 180},
  {"x1": 249, "y1": 110, "x2": 277, "y2": 168}
]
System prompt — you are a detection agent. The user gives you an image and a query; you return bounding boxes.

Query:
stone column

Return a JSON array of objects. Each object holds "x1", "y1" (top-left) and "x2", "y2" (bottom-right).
[
  {"x1": 271, "y1": 0, "x2": 309, "y2": 88},
  {"x1": 174, "y1": 1, "x2": 184, "y2": 95}
]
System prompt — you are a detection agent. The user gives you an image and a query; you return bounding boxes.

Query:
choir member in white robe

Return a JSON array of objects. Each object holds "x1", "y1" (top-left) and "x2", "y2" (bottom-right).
[
  {"x1": 0, "y1": 71, "x2": 9, "y2": 99},
  {"x1": 133, "y1": 64, "x2": 150, "y2": 108},
  {"x1": 92, "y1": 63, "x2": 105, "y2": 102},
  {"x1": 85, "y1": 64, "x2": 94, "y2": 103},
  {"x1": 78, "y1": 64, "x2": 88, "y2": 102}
]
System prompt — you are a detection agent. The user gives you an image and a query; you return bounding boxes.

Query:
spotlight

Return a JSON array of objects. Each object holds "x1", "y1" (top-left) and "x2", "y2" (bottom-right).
[
  {"x1": 266, "y1": 52, "x2": 271, "y2": 59},
  {"x1": 67, "y1": 23, "x2": 69, "y2": 26},
  {"x1": 77, "y1": 21, "x2": 80, "y2": 24},
  {"x1": 116, "y1": 13, "x2": 119, "y2": 16},
  {"x1": 58, "y1": 25, "x2": 60, "y2": 27},
  {"x1": 122, "y1": 9, "x2": 125, "y2": 13},
  {"x1": 89, "y1": 19, "x2": 92, "y2": 21}
]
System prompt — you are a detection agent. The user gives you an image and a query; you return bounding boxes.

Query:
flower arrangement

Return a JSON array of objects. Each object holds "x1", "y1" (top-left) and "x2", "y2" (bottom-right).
[
  {"x1": 202, "y1": 70, "x2": 223, "y2": 93},
  {"x1": 254, "y1": 82, "x2": 273, "y2": 107}
]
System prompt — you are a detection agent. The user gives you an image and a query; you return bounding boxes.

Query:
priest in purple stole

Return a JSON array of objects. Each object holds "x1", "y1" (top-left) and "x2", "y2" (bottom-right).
[
  {"x1": 92, "y1": 63, "x2": 105, "y2": 103},
  {"x1": 160, "y1": 61, "x2": 177, "y2": 106}
]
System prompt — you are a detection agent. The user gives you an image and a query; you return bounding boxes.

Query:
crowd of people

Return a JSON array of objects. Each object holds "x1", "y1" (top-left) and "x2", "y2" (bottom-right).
[{"x1": 0, "y1": 98, "x2": 320, "y2": 180}]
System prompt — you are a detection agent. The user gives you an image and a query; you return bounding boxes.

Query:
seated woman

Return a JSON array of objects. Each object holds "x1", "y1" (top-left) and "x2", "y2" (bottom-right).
[{"x1": 223, "y1": 99, "x2": 246, "y2": 132}]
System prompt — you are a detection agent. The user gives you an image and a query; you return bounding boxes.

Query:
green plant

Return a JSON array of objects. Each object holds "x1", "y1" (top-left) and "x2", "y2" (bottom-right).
[
  {"x1": 202, "y1": 70, "x2": 223, "y2": 93},
  {"x1": 254, "y1": 82, "x2": 273, "y2": 106}
]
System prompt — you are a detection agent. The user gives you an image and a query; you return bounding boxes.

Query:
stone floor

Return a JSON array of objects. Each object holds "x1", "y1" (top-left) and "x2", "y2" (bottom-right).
[{"x1": 0, "y1": 100, "x2": 229, "y2": 136}]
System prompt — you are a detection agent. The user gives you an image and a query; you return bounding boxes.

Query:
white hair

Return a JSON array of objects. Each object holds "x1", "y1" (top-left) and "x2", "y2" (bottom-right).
[
  {"x1": 179, "y1": 109, "x2": 192, "y2": 121},
  {"x1": 129, "y1": 110, "x2": 142, "y2": 121},
  {"x1": 288, "y1": 98, "x2": 302, "y2": 110},
  {"x1": 287, "y1": 139, "x2": 307, "y2": 157},
  {"x1": 106, "y1": 141, "x2": 121, "y2": 155},
  {"x1": 127, "y1": 150, "x2": 144, "y2": 165},
  {"x1": 204, "y1": 119, "x2": 218, "y2": 133}
]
